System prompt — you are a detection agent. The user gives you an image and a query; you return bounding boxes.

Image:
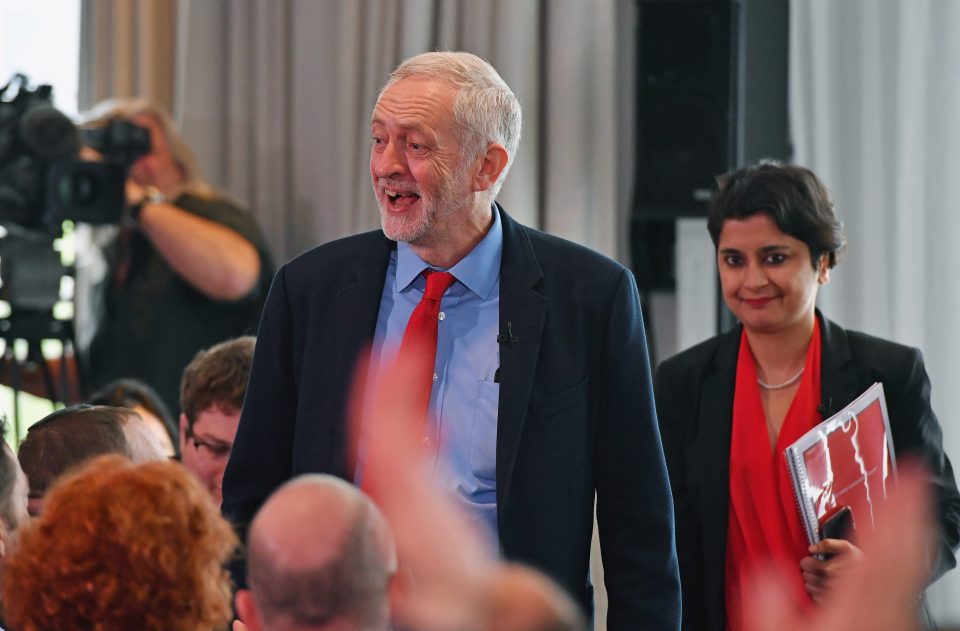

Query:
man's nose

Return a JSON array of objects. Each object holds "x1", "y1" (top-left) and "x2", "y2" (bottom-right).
[{"x1": 373, "y1": 140, "x2": 406, "y2": 178}]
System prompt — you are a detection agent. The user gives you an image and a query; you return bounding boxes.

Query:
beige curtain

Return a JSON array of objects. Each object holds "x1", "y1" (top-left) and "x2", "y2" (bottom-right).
[
  {"x1": 72, "y1": 0, "x2": 177, "y2": 357},
  {"x1": 77, "y1": 1, "x2": 638, "y2": 625},
  {"x1": 174, "y1": 0, "x2": 628, "y2": 268},
  {"x1": 790, "y1": 0, "x2": 960, "y2": 624},
  {"x1": 78, "y1": 0, "x2": 177, "y2": 110}
]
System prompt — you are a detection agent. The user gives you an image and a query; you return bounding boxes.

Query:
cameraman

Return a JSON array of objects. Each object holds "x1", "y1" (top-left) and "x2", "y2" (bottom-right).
[{"x1": 78, "y1": 98, "x2": 273, "y2": 415}]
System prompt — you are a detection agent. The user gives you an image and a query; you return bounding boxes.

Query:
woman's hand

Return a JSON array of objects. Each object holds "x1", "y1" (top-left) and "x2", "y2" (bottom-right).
[{"x1": 800, "y1": 538, "x2": 865, "y2": 603}]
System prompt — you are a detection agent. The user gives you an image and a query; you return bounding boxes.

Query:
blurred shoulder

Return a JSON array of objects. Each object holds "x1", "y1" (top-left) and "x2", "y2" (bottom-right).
[
  {"x1": 284, "y1": 230, "x2": 389, "y2": 274},
  {"x1": 521, "y1": 223, "x2": 629, "y2": 281},
  {"x1": 265, "y1": 230, "x2": 392, "y2": 304}
]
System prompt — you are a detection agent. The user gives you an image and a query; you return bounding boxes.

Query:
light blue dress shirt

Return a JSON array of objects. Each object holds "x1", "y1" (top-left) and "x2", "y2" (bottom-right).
[{"x1": 365, "y1": 209, "x2": 502, "y2": 543}]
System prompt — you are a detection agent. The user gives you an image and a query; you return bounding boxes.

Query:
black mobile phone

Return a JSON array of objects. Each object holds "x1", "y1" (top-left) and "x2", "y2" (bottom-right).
[{"x1": 820, "y1": 505, "x2": 855, "y2": 541}]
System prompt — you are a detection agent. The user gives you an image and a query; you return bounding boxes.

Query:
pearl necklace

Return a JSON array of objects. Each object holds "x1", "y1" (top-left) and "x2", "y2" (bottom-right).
[{"x1": 757, "y1": 367, "x2": 805, "y2": 390}]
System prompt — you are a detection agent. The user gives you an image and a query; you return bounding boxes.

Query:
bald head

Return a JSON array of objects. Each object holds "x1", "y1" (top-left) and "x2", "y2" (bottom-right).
[{"x1": 243, "y1": 475, "x2": 396, "y2": 631}]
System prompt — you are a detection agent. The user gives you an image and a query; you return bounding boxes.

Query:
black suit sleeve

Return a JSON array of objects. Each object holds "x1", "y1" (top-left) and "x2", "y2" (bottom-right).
[
  {"x1": 595, "y1": 269, "x2": 681, "y2": 630},
  {"x1": 654, "y1": 358, "x2": 705, "y2": 631},
  {"x1": 221, "y1": 264, "x2": 300, "y2": 585}
]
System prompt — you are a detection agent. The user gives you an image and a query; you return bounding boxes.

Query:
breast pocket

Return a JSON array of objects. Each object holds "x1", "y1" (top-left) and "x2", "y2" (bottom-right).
[{"x1": 469, "y1": 379, "x2": 500, "y2": 480}]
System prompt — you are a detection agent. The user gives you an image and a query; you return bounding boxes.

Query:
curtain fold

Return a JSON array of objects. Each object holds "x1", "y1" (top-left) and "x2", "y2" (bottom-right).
[
  {"x1": 790, "y1": 1, "x2": 960, "y2": 623},
  {"x1": 174, "y1": 0, "x2": 624, "y2": 267},
  {"x1": 79, "y1": 0, "x2": 176, "y2": 110}
]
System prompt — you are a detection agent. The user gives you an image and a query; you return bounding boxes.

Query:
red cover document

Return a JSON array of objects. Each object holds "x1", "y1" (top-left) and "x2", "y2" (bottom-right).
[{"x1": 784, "y1": 382, "x2": 897, "y2": 545}]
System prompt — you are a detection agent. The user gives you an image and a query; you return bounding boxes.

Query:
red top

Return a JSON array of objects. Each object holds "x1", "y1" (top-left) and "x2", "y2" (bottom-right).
[{"x1": 724, "y1": 319, "x2": 822, "y2": 630}]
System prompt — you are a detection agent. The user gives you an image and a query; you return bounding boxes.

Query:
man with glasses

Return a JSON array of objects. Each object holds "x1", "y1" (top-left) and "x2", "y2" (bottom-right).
[{"x1": 179, "y1": 336, "x2": 255, "y2": 508}]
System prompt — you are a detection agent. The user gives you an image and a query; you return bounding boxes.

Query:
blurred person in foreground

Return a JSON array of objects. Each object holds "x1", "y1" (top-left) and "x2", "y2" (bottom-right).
[
  {"x1": 17, "y1": 403, "x2": 166, "y2": 516},
  {"x1": 654, "y1": 161, "x2": 960, "y2": 630},
  {"x1": 179, "y1": 336, "x2": 255, "y2": 508},
  {"x1": 224, "y1": 50, "x2": 678, "y2": 628},
  {"x1": 88, "y1": 377, "x2": 179, "y2": 457},
  {"x1": 234, "y1": 474, "x2": 398, "y2": 631},
  {"x1": 745, "y1": 462, "x2": 937, "y2": 631},
  {"x1": 2, "y1": 454, "x2": 237, "y2": 631},
  {"x1": 233, "y1": 347, "x2": 584, "y2": 631},
  {"x1": 77, "y1": 98, "x2": 273, "y2": 415}
]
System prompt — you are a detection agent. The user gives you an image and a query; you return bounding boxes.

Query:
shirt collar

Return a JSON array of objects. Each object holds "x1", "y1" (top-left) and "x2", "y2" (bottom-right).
[{"x1": 395, "y1": 206, "x2": 503, "y2": 300}]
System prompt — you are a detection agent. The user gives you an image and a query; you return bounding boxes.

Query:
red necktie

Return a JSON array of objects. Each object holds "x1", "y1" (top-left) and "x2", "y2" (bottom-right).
[{"x1": 399, "y1": 270, "x2": 456, "y2": 428}]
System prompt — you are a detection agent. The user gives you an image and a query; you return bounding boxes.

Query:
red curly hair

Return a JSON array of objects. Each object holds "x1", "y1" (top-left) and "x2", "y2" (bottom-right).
[{"x1": 2, "y1": 454, "x2": 238, "y2": 631}]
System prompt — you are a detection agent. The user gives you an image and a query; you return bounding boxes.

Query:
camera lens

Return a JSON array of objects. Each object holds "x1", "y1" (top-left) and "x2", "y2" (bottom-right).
[{"x1": 56, "y1": 166, "x2": 100, "y2": 205}]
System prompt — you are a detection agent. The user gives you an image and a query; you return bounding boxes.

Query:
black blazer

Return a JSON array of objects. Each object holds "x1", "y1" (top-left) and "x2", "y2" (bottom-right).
[
  {"x1": 654, "y1": 312, "x2": 960, "y2": 630},
  {"x1": 222, "y1": 205, "x2": 681, "y2": 629}
]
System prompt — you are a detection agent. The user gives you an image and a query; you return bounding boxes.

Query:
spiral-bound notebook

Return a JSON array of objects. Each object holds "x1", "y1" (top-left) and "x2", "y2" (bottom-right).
[{"x1": 784, "y1": 382, "x2": 897, "y2": 545}]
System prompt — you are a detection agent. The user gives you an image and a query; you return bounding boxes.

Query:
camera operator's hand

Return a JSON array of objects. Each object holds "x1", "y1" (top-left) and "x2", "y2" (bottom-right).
[
  {"x1": 126, "y1": 179, "x2": 261, "y2": 302},
  {"x1": 95, "y1": 109, "x2": 265, "y2": 303}
]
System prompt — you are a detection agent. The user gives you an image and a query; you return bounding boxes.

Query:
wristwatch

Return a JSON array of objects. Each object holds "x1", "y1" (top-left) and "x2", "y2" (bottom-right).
[{"x1": 129, "y1": 186, "x2": 167, "y2": 224}]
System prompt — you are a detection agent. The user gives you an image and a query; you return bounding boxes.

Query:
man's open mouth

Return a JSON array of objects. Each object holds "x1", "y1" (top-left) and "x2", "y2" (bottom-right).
[{"x1": 385, "y1": 188, "x2": 421, "y2": 210}]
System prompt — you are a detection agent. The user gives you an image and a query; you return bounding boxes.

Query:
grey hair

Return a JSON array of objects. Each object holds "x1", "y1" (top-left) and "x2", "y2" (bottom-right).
[
  {"x1": 81, "y1": 98, "x2": 216, "y2": 198},
  {"x1": 381, "y1": 51, "x2": 522, "y2": 200}
]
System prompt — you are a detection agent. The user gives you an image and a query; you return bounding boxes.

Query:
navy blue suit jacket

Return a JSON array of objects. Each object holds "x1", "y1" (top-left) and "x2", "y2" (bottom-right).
[{"x1": 222, "y1": 205, "x2": 681, "y2": 629}]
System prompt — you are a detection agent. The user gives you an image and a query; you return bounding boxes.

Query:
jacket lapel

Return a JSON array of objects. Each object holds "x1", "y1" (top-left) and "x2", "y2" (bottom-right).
[
  {"x1": 697, "y1": 314, "x2": 866, "y2": 534},
  {"x1": 332, "y1": 233, "x2": 395, "y2": 470},
  {"x1": 494, "y1": 206, "x2": 547, "y2": 510},
  {"x1": 818, "y1": 311, "x2": 869, "y2": 417}
]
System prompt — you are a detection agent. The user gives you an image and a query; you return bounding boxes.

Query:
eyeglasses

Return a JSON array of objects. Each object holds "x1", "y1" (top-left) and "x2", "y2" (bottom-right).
[{"x1": 186, "y1": 434, "x2": 232, "y2": 459}]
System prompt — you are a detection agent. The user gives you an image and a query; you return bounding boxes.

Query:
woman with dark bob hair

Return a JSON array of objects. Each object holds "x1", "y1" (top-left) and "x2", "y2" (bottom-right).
[
  {"x1": 2, "y1": 455, "x2": 237, "y2": 631},
  {"x1": 654, "y1": 161, "x2": 960, "y2": 630}
]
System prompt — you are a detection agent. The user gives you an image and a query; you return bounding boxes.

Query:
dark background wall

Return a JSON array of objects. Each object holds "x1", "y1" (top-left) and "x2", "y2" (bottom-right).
[{"x1": 630, "y1": 0, "x2": 790, "y2": 362}]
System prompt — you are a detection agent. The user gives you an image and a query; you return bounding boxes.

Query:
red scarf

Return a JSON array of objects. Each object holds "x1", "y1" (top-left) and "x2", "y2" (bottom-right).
[{"x1": 724, "y1": 319, "x2": 822, "y2": 630}]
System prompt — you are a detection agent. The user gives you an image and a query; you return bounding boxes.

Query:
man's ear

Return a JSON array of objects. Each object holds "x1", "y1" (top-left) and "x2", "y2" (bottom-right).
[
  {"x1": 235, "y1": 589, "x2": 260, "y2": 631},
  {"x1": 178, "y1": 413, "x2": 189, "y2": 452},
  {"x1": 471, "y1": 143, "x2": 509, "y2": 193}
]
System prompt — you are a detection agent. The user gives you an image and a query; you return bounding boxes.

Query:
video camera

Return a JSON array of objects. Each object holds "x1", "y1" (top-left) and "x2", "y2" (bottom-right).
[
  {"x1": 0, "y1": 73, "x2": 150, "y2": 316},
  {"x1": 0, "y1": 73, "x2": 151, "y2": 233}
]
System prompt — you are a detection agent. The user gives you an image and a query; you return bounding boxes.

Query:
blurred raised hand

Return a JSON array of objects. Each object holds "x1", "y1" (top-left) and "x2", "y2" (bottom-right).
[
  {"x1": 745, "y1": 463, "x2": 936, "y2": 631},
  {"x1": 349, "y1": 346, "x2": 583, "y2": 631}
]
